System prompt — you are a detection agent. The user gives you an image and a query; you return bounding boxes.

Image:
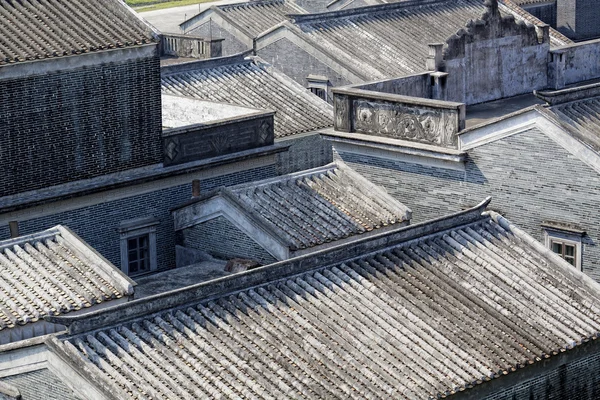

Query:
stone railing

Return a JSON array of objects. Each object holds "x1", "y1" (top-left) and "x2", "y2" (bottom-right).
[
  {"x1": 332, "y1": 87, "x2": 465, "y2": 149},
  {"x1": 160, "y1": 33, "x2": 223, "y2": 59}
]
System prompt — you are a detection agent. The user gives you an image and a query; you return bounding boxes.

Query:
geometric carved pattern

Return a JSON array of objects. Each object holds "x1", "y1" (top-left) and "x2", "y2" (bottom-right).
[
  {"x1": 164, "y1": 138, "x2": 180, "y2": 161},
  {"x1": 209, "y1": 134, "x2": 231, "y2": 154},
  {"x1": 257, "y1": 119, "x2": 273, "y2": 144}
]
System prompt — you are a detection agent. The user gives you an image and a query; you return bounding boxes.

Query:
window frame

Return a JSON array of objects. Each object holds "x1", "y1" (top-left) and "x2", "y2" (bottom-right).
[
  {"x1": 309, "y1": 87, "x2": 327, "y2": 100},
  {"x1": 543, "y1": 224, "x2": 584, "y2": 271},
  {"x1": 119, "y1": 217, "x2": 159, "y2": 276},
  {"x1": 306, "y1": 75, "x2": 330, "y2": 102}
]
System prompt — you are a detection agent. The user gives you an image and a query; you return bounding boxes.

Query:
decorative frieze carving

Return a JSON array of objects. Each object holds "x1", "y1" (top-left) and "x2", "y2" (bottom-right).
[
  {"x1": 353, "y1": 100, "x2": 458, "y2": 148},
  {"x1": 162, "y1": 113, "x2": 275, "y2": 166}
]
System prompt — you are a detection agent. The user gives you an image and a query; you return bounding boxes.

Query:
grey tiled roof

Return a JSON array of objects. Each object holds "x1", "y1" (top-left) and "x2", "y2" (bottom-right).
[
  {"x1": 511, "y1": 0, "x2": 550, "y2": 5},
  {"x1": 216, "y1": 0, "x2": 307, "y2": 37},
  {"x1": 161, "y1": 57, "x2": 333, "y2": 138},
  {"x1": 51, "y1": 208, "x2": 600, "y2": 399},
  {"x1": 223, "y1": 163, "x2": 411, "y2": 250},
  {"x1": 282, "y1": 0, "x2": 569, "y2": 80},
  {"x1": 545, "y1": 97, "x2": 600, "y2": 153},
  {"x1": 0, "y1": 369, "x2": 79, "y2": 400},
  {"x1": 0, "y1": 226, "x2": 133, "y2": 330},
  {"x1": 0, "y1": 0, "x2": 156, "y2": 66}
]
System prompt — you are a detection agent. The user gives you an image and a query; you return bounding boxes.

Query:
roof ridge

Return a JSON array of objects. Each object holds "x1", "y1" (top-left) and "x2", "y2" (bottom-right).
[
  {"x1": 251, "y1": 56, "x2": 333, "y2": 111},
  {"x1": 160, "y1": 51, "x2": 254, "y2": 76},
  {"x1": 220, "y1": 186, "x2": 296, "y2": 247},
  {"x1": 229, "y1": 162, "x2": 339, "y2": 191},
  {"x1": 0, "y1": 227, "x2": 60, "y2": 252},
  {"x1": 47, "y1": 198, "x2": 491, "y2": 335},
  {"x1": 535, "y1": 82, "x2": 600, "y2": 106},
  {"x1": 288, "y1": 0, "x2": 448, "y2": 24},
  {"x1": 219, "y1": 0, "x2": 289, "y2": 10}
]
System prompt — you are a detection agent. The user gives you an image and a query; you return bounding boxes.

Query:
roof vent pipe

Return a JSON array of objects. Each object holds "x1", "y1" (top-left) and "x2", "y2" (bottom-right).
[
  {"x1": 8, "y1": 221, "x2": 19, "y2": 238},
  {"x1": 192, "y1": 180, "x2": 201, "y2": 198}
]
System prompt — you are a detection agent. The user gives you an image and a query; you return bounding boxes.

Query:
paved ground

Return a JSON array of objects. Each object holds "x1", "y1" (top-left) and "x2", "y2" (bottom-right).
[
  {"x1": 134, "y1": 260, "x2": 230, "y2": 298},
  {"x1": 139, "y1": 0, "x2": 245, "y2": 33}
]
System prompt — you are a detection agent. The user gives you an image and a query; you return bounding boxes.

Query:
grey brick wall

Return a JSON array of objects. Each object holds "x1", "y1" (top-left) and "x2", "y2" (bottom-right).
[
  {"x1": 0, "y1": 369, "x2": 79, "y2": 400},
  {"x1": 478, "y1": 350, "x2": 600, "y2": 400},
  {"x1": 257, "y1": 37, "x2": 353, "y2": 101},
  {"x1": 523, "y1": 3, "x2": 557, "y2": 27},
  {"x1": 557, "y1": 0, "x2": 600, "y2": 40},
  {"x1": 276, "y1": 133, "x2": 333, "y2": 175},
  {"x1": 0, "y1": 165, "x2": 276, "y2": 273},
  {"x1": 335, "y1": 128, "x2": 600, "y2": 281},
  {"x1": 181, "y1": 215, "x2": 277, "y2": 265},
  {"x1": 189, "y1": 21, "x2": 249, "y2": 56},
  {"x1": 0, "y1": 54, "x2": 162, "y2": 197}
]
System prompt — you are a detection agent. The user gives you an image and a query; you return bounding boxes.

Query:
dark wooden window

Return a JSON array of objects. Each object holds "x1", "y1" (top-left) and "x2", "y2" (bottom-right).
[
  {"x1": 551, "y1": 239, "x2": 577, "y2": 266},
  {"x1": 310, "y1": 87, "x2": 326, "y2": 101},
  {"x1": 127, "y1": 235, "x2": 150, "y2": 275}
]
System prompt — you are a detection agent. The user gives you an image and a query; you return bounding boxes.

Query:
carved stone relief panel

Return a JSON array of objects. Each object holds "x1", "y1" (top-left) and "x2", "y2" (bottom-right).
[
  {"x1": 352, "y1": 100, "x2": 458, "y2": 148},
  {"x1": 334, "y1": 94, "x2": 351, "y2": 132},
  {"x1": 256, "y1": 119, "x2": 274, "y2": 145}
]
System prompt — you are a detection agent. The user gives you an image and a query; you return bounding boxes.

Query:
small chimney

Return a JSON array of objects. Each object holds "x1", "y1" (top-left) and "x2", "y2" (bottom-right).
[
  {"x1": 192, "y1": 180, "x2": 201, "y2": 198},
  {"x1": 8, "y1": 221, "x2": 19, "y2": 238},
  {"x1": 426, "y1": 43, "x2": 444, "y2": 72}
]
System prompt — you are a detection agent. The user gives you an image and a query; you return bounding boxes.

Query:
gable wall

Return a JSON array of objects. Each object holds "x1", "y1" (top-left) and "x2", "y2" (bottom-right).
[
  {"x1": 189, "y1": 21, "x2": 249, "y2": 56},
  {"x1": 276, "y1": 134, "x2": 333, "y2": 175},
  {"x1": 181, "y1": 215, "x2": 277, "y2": 264},
  {"x1": 257, "y1": 37, "x2": 353, "y2": 102},
  {"x1": 333, "y1": 128, "x2": 600, "y2": 281},
  {"x1": 445, "y1": 34, "x2": 549, "y2": 105}
]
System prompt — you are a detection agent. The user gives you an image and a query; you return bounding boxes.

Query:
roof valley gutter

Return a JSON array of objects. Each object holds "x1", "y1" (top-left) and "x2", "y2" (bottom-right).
[{"x1": 47, "y1": 198, "x2": 492, "y2": 335}]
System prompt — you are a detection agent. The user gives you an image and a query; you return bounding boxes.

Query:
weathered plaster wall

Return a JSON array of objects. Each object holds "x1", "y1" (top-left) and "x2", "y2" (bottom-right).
[
  {"x1": 550, "y1": 39, "x2": 600, "y2": 89},
  {"x1": 0, "y1": 165, "x2": 277, "y2": 272},
  {"x1": 445, "y1": 35, "x2": 548, "y2": 105},
  {"x1": 189, "y1": 20, "x2": 249, "y2": 56},
  {"x1": 333, "y1": 128, "x2": 600, "y2": 281},
  {"x1": 0, "y1": 52, "x2": 162, "y2": 197},
  {"x1": 257, "y1": 37, "x2": 353, "y2": 100},
  {"x1": 181, "y1": 215, "x2": 277, "y2": 264}
]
